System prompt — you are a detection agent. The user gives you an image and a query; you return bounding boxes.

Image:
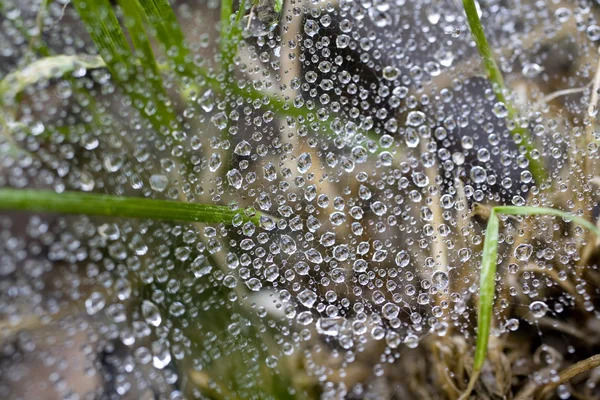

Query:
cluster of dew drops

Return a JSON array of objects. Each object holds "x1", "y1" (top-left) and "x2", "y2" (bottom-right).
[{"x1": 1, "y1": 0, "x2": 599, "y2": 398}]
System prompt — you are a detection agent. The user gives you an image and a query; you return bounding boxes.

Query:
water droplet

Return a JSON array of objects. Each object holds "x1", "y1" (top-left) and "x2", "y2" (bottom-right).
[
  {"x1": 266, "y1": 355, "x2": 278, "y2": 368},
  {"x1": 227, "y1": 169, "x2": 243, "y2": 189},
  {"x1": 316, "y1": 317, "x2": 344, "y2": 336},
  {"x1": 432, "y1": 271, "x2": 449, "y2": 290},
  {"x1": 395, "y1": 251, "x2": 410, "y2": 268},
  {"x1": 336, "y1": 34, "x2": 350, "y2": 48},
  {"x1": 382, "y1": 302, "x2": 399, "y2": 320},
  {"x1": 245, "y1": 277, "x2": 262, "y2": 291},
  {"x1": 515, "y1": 244, "x2": 533, "y2": 261},
  {"x1": 85, "y1": 292, "x2": 105, "y2": 315},
  {"x1": 304, "y1": 19, "x2": 319, "y2": 37},
  {"x1": 382, "y1": 66, "x2": 399, "y2": 81},
  {"x1": 470, "y1": 166, "x2": 487, "y2": 184},
  {"x1": 522, "y1": 63, "x2": 543, "y2": 78},
  {"x1": 297, "y1": 311, "x2": 314, "y2": 325},
  {"x1": 211, "y1": 112, "x2": 228, "y2": 130},
  {"x1": 152, "y1": 340, "x2": 171, "y2": 369},
  {"x1": 149, "y1": 174, "x2": 168, "y2": 192},
  {"x1": 234, "y1": 140, "x2": 251, "y2": 156},
  {"x1": 529, "y1": 301, "x2": 549, "y2": 318},
  {"x1": 587, "y1": 25, "x2": 600, "y2": 41},
  {"x1": 297, "y1": 152, "x2": 312, "y2": 173},
  {"x1": 209, "y1": 153, "x2": 222, "y2": 172},
  {"x1": 298, "y1": 289, "x2": 317, "y2": 308},
  {"x1": 142, "y1": 300, "x2": 162, "y2": 327}
]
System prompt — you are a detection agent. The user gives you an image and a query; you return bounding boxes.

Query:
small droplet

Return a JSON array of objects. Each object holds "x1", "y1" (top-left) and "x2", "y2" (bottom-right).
[
  {"x1": 227, "y1": 169, "x2": 243, "y2": 189},
  {"x1": 514, "y1": 244, "x2": 533, "y2": 261},
  {"x1": 406, "y1": 111, "x2": 426, "y2": 126},
  {"x1": 142, "y1": 300, "x2": 162, "y2": 327},
  {"x1": 522, "y1": 63, "x2": 543, "y2": 78},
  {"x1": 85, "y1": 292, "x2": 105, "y2": 315},
  {"x1": 149, "y1": 174, "x2": 168, "y2": 192},
  {"x1": 316, "y1": 317, "x2": 344, "y2": 336},
  {"x1": 297, "y1": 152, "x2": 312, "y2": 173},
  {"x1": 298, "y1": 289, "x2": 317, "y2": 308},
  {"x1": 304, "y1": 19, "x2": 319, "y2": 37},
  {"x1": 529, "y1": 301, "x2": 549, "y2": 318},
  {"x1": 234, "y1": 140, "x2": 251, "y2": 156},
  {"x1": 382, "y1": 66, "x2": 399, "y2": 81}
]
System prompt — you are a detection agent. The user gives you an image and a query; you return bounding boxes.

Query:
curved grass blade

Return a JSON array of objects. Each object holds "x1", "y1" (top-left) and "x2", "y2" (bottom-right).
[
  {"x1": 0, "y1": 188, "x2": 261, "y2": 225},
  {"x1": 462, "y1": 0, "x2": 547, "y2": 184},
  {"x1": 494, "y1": 206, "x2": 600, "y2": 236},
  {"x1": 0, "y1": 55, "x2": 105, "y2": 106},
  {"x1": 461, "y1": 206, "x2": 600, "y2": 399}
]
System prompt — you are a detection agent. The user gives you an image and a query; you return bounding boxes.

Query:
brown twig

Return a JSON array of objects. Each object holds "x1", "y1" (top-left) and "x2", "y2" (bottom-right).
[{"x1": 536, "y1": 354, "x2": 600, "y2": 399}]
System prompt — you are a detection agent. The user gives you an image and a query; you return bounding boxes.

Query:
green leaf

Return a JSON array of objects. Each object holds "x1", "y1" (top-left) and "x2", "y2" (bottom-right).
[{"x1": 0, "y1": 188, "x2": 262, "y2": 225}]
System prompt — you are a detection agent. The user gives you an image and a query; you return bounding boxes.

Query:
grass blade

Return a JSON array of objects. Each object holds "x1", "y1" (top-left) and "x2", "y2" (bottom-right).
[
  {"x1": 462, "y1": 206, "x2": 600, "y2": 399},
  {"x1": 0, "y1": 189, "x2": 261, "y2": 225},
  {"x1": 137, "y1": 0, "x2": 194, "y2": 77},
  {"x1": 117, "y1": 0, "x2": 178, "y2": 123},
  {"x1": 462, "y1": 0, "x2": 548, "y2": 184},
  {"x1": 72, "y1": 0, "x2": 132, "y2": 69},
  {"x1": 117, "y1": 0, "x2": 160, "y2": 77},
  {"x1": 494, "y1": 206, "x2": 600, "y2": 236},
  {"x1": 475, "y1": 210, "x2": 499, "y2": 369},
  {"x1": 72, "y1": 0, "x2": 177, "y2": 132},
  {"x1": 0, "y1": 54, "x2": 105, "y2": 107},
  {"x1": 460, "y1": 210, "x2": 499, "y2": 399},
  {"x1": 220, "y1": 0, "x2": 246, "y2": 75}
]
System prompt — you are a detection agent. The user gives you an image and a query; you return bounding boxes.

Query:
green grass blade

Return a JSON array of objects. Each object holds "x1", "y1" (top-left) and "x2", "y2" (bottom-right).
[
  {"x1": 116, "y1": 0, "x2": 178, "y2": 123},
  {"x1": 474, "y1": 210, "x2": 499, "y2": 371},
  {"x1": 462, "y1": 206, "x2": 600, "y2": 399},
  {"x1": 72, "y1": 0, "x2": 176, "y2": 132},
  {"x1": 0, "y1": 54, "x2": 105, "y2": 106},
  {"x1": 117, "y1": 0, "x2": 160, "y2": 77},
  {"x1": 137, "y1": 0, "x2": 193, "y2": 76},
  {"x1": 494, "y1": 206, "x2": 600, "y2": 236},
  {"x1": 72, "y1": 0, "x2": 132, "y2": 68},
  {"x1": 220, "y1": 0, "x2": 235, "y2": 72},
  {"x1": 462, "y1": 0, "x2": 548, "y2": 184},
  {"x1": 460, "y1": 210, "x2": 499, "y2": 399},
  {"x1": 0, "y1": 188, "x2": 261, "y2": 225}
]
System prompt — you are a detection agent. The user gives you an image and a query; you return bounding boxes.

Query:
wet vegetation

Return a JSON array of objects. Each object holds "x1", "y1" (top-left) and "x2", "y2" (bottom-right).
[{"x1": 2, "y1": 0, "x2": 600, "y2": 399}]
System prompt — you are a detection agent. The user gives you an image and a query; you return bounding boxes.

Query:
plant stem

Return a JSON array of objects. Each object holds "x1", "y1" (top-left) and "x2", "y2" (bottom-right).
[
  {"x1": 536, "y1": 354, "x2": 600, "y2": 399},
  {"x1": 0, "y1": 189, "x2": 262, "y2": 225},
  {"x1": 462, "y1": 0, "x2": 548, "y2": 184}
]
